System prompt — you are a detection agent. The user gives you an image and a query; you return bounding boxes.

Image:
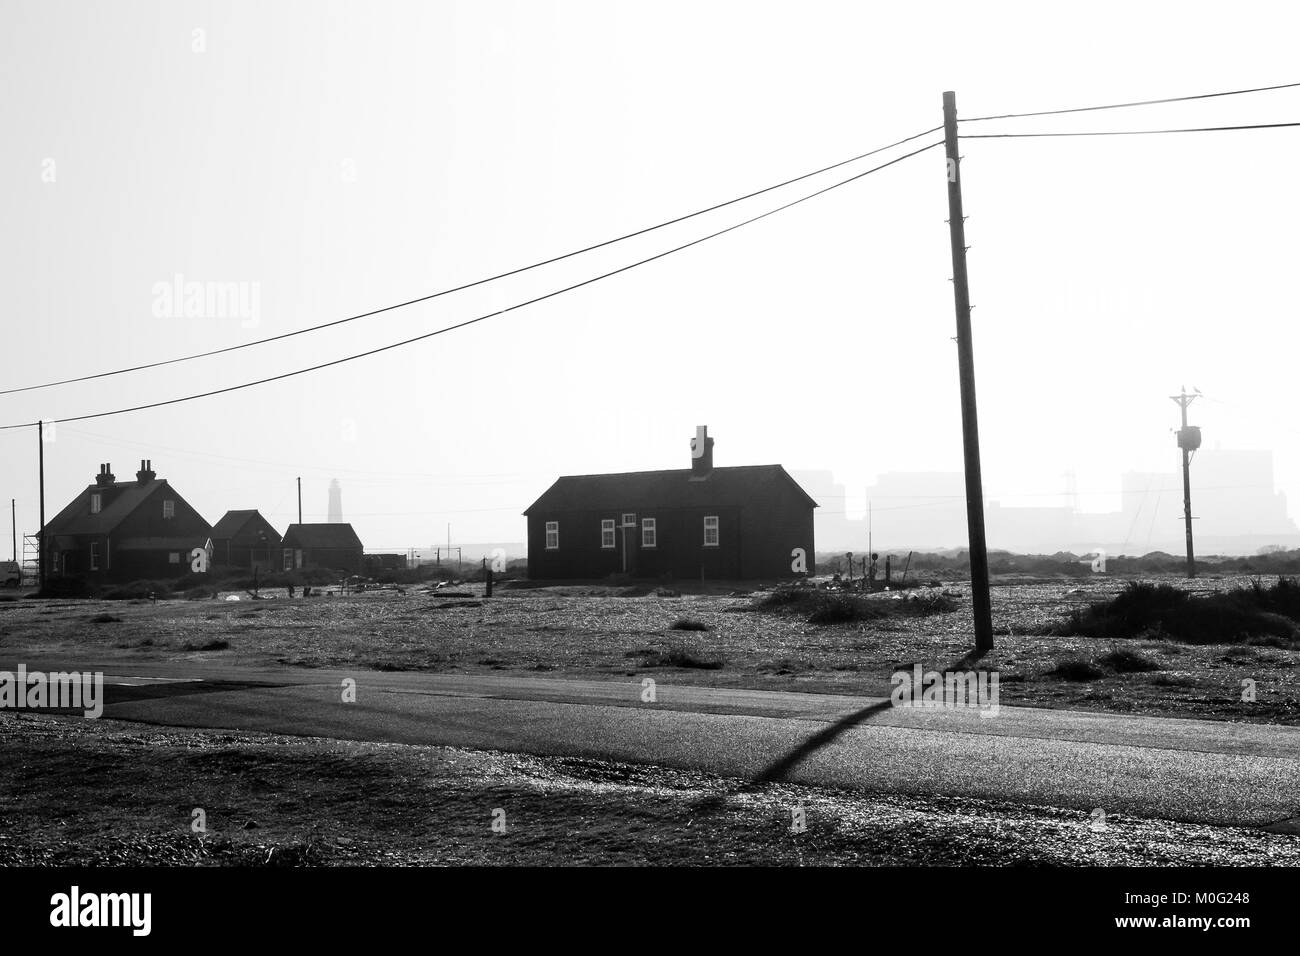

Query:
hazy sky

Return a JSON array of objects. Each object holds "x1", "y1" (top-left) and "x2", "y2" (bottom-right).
[{"x1": 2, "y1": 0, "x2": 1298, "y2": 552}]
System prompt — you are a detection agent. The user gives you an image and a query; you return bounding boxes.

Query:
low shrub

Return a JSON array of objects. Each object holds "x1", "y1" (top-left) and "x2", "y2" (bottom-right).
[
  {"x1": 182, "y1": 638, "x2": 230, "y2": 651},
  {"x1": 669, "y1": 618, "x2": 710, "y2": 632},
  {"x1": 1048, "y1": 657, "x2": 1108, "y2": 681},
  {"x1": 756, "y1": 587, "x2": 955, "y2": 624},
  {"x1": 1097, "y1": 648, "x2": 1162, "y2": 673},
  {"x1": 807, "y1": 594, "x2": 888, "y2": 624},
  {"x1": 1041, "y1": 580, "x2": 1300, "y2": 645},
  {"x1": 104, "y1": 580, "x2": 172, "y2": 601},
  {"x1": 639, "y1": 641, "x2": 723, "y2": 670}
]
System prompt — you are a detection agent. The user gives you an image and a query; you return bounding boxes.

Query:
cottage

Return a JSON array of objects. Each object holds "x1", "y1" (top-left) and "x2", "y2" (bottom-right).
[
  {"x1": 524, "y1": 427, "x2": 816, "y2": 581},
  {"x1": 42, "y1": 460, "x2": 213, "y2": 582},
  {"x1": 281, "y1": 523, "x2": 365, "y2": 573},
  {"x1": 210, "y1": 510, "x2": 284, "y2": 571}
]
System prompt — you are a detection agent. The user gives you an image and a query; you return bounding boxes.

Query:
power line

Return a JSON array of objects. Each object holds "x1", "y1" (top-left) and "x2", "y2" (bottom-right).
[
  {"x1": 961, "y1": 80, "x2": 1300, "y2": 123},
  {"x1": 0, "y1": 125, "x2": 941, "y2": 399},
  {"x1": 961, "y1": 121, "x2": 1300, "y2": 139},
  {"x1": 0, "y1": 140, "x2": 943, "y2": 431}
]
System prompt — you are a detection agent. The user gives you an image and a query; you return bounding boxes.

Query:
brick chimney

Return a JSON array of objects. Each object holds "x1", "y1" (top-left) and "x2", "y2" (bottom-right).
[
  {"x1": 690, "y1": 425, "x2": 714, "y2": 478},
  {"x1": 94, "y1": 463, "x2": 115, "y2": 487},
  {"x1": 135, "y1": 459, "x2": 156, "y2": 484}
]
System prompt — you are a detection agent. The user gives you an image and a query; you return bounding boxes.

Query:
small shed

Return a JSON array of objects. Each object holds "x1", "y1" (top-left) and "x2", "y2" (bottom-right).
[
  {"x1": 210, "y1": 510, "x2": 284, "y2": 571},
  {"x1": 282, "y1": 523, "x2": 365, "y2": 573}
]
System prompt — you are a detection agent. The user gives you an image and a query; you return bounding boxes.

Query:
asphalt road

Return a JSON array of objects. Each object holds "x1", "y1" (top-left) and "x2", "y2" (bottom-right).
[{"x1": 5, "y1": 657, "x2": 1300, "y2": 830}]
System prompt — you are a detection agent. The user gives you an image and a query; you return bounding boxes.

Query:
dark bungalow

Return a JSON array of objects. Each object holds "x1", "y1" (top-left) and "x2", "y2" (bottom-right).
[{"x1": 524, "y1": 427, "x2": 816, "y2": 581}]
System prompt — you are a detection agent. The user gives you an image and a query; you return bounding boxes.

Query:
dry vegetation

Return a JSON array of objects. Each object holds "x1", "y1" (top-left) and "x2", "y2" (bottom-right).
[{"x1": 2, "y1": 573, "x2": 1299, "y2": 724}]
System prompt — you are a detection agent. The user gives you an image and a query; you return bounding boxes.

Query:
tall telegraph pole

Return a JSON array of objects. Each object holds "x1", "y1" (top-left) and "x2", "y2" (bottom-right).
[
  {"x1": 37, "y1": 421, "x2": 46, "y2": 590},
  {"x1": 943, "y1": 91, "x2": 993, "y2": 652},
  {"x1": 1171, "y1": 387, "x2": 1200, "y2": 578}
]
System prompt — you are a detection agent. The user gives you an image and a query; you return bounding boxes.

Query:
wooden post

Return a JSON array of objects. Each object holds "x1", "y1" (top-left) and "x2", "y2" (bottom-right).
[
  {"x1": 943, "y1": 90, "x2": 994, "y2": 652},
  {"x1": 37, "y1": 422, "x2": 46, "y2": 591},
  {"x1": 1172, "y1": 387, "x2": 1199, "y2": 578}
]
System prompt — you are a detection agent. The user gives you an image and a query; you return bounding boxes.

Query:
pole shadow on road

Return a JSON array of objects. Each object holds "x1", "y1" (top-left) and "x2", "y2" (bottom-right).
[{"x1": 695, "y1": 648, "x2": 988, "y2": 813}]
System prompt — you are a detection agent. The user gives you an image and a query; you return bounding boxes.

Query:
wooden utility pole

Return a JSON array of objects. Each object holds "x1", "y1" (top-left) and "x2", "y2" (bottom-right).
[
  {"x1": 1172, "y1": 387, "x2": 1200, "y2": 578},
  {"x1": 37, "y1": 422, "x2": 46, "y2": 590},
  {"x1": 943, "y1": 91, "x2": 994, "y2": 652},
  {"x1": 297, "y1": 477, "x2": 302, "y2": 524},
  {"x1": 10, "y1": 498, "x2": 15, "y2": 564}
]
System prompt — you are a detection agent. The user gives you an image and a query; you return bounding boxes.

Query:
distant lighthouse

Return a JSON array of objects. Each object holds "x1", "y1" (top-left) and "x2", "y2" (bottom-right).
[{"x1": 328, "y1": 479, "x2": 343, "y2": 523}]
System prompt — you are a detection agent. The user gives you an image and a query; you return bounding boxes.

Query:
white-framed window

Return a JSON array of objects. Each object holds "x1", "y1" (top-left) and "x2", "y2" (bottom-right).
[
  {"x1": 704, "y1": 515, "x2": 719, "y2": 547},
  {"x1": 169, "y1": 552, "x2": 181, "y2": 564},
  {"x1": 89, "y1": 542, "x2": 99, "y2": 570},
  {"x1": 90, "y1": 493, "x2": 102, "y2": 515},
  {"x1": 163, "y1": 499, "x2": 175, "y2": 519},
  {"x1": 545, "y1": 521, "x2": 559, "y2": 550},
  {"x1": 601, "y1": 519, "x2": 615, "y2": 549},
  {"x1": 621, "y1": 512, "x2": 636, "y2": 528},
  {"x1": 641, "y1": 517, "x2": 657, "y2": 548}
]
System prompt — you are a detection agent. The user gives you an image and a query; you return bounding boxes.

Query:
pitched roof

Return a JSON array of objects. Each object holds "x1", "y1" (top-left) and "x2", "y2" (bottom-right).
[
  {"x1": 210, "y1": 510, "x2": 257, "y2": 538},
  {"x1": 44, "y1": 479, "x2": 171, "y2": 536},
  {"x1": 523, "y1": 465, "x2": 818, "y2": 515},
  {"x1": 210, "y1": 509, "x2": 282, "y2": 541},
  {"x1": 283, "y1": 523, "x2": 364, "y2": 550}
]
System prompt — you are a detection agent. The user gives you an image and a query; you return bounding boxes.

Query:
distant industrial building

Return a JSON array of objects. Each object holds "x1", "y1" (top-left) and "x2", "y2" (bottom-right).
[{"x1": 857, "y1": 450, "x2": 1300, "y2": 556}]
